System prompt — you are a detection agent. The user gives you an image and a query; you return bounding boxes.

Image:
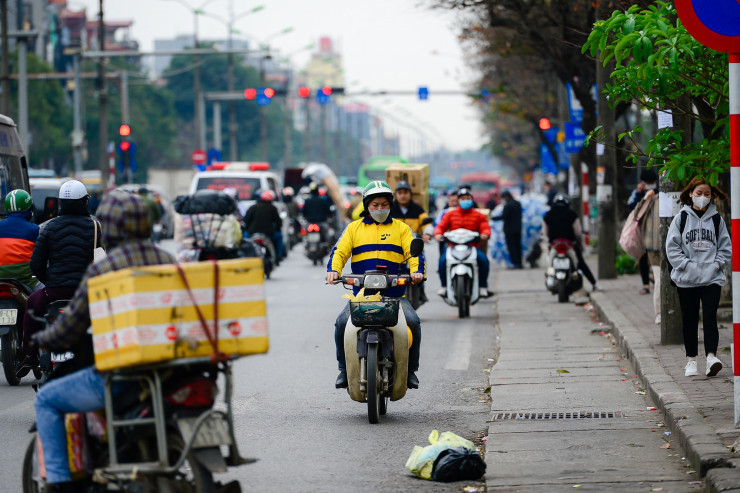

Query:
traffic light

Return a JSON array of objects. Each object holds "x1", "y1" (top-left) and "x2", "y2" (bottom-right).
[
  {"x1": 119, "y1": 124, "x2": 131, "y2": 137},
  {"x1": 418, "y1": 87, "x2": 429, "y2": 100},
  {"x1": 119, "y1": 141, "x2": 131, "y2": 171},
  {"x1": 263, "y1": 87, "x2": 275, "y2": 98},
  {"x1": 321, "y1": 86, "x2": 332, "y2": 96},
  {"x1": 538, "y1": 118, "x2": 552, "y2": 130},
  {"x1": 298, "y1": 86, "x2": 311, "y2": 98},
  {"x1": 244, "y1": 88, "x2": 257, "y2": 100}
]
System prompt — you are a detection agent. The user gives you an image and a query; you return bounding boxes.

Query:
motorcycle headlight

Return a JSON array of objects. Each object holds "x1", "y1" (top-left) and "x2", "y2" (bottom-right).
[{"x1": 363, "y1": 274, "x2": 388, "y2": 289}]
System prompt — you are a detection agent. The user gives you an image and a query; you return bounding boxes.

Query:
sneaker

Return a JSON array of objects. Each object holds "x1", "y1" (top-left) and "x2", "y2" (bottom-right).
[
  {"x1": 437, "y1": 287, "x2": 447, "y2": 296},
  {"x1": 591, "y1": 283, "x2": 600, "y2": 292},
  {"x1": 685, "y1": 360, "x2": 698, "y2": 377},
  {"x1": 479, "y1": 288, "x2": 490, "y2": 298},
  {"x1": 654, "y1": 314, "x2": 661, "y2": 325},
  {"x1": 706, "y1": 355, "x2": 723, "y2": 377}
]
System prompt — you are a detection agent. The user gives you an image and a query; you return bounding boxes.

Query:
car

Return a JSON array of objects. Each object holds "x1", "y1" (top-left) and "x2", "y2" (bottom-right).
[
  {"x1": 0, "y1": 114, "x2": 31, "y2": 215},
  {"x1": 188, "y1": 162, "x2": 290, "y2": 246},
  {"x1": 117, "y1": 184, "x2": 176, "y2": 239},
  {"x1": 29, "y1": 177, "x2": 71, "y2": 224}
]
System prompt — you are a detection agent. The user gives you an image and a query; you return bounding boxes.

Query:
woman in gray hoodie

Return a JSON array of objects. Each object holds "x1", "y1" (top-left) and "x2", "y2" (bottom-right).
[{"x1": 666, "y1": 177, "x2": 731, "y2": 378}]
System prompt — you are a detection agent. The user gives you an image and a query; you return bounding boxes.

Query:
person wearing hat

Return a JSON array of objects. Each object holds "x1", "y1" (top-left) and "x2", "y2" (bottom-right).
[
  {"x1": 0, "y1": 189, "x2": 39, "y2": 289},
  {"x1": 434, "y1": 187, "x2": 492, "y2": 298},
  {"x1": 22, "y1": 180, "x2": 102, "y2": 364},
  {"x1": 326, "y1": 181, "x2": 425, "y2": 390},
  {"x1": 390, "y1": 180, "x2": 429, "y2": 237},
  {"x1": 491, "y1": 190, "x2": 523, "y2": 268}
]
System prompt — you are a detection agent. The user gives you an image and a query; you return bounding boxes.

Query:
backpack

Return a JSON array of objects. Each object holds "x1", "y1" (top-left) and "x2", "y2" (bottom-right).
[{"x1": 667, "y1": 210, "x2": 721, "y2": 286}]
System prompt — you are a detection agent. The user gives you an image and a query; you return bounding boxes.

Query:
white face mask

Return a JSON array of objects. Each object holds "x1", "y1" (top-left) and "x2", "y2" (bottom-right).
[
  {"x1": 692, "y1": 195, "x2": 710, "y2": 209},
  {"x1": 369, "y1": 209, "x2": 390, "y2": 223}
]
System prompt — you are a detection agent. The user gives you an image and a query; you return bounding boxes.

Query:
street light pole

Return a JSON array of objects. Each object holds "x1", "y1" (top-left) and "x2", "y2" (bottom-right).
[{"x1": 97, "y1": 0, "x2": 109, "y2": 187}]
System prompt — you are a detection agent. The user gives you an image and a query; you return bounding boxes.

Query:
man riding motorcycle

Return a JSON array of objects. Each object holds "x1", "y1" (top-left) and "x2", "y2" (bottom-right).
[
  {"x1": 0, "y1": 189, "x2": 39, "y2": 289},
  {"x1": 30, "y1": 190, "x2": 174, "y2": 493},
  {"x1": 244, "y1": 189, "x2": 285, "y2": 263},
  {"x1": 22, "y1": 180, "x2": 101, "y2": 364},
  {"x1": 326, "y1": 181, "x2": 425, "y2": 390},
  {"x1": 434, "y1": 187, "x2": 492, "y2": 298},
  {"x1": 542, "y1": 193, "x2": 599, "y2": 292},
  {"x1": 302, "y1": 182, "x2": 333, "y2": 239}
]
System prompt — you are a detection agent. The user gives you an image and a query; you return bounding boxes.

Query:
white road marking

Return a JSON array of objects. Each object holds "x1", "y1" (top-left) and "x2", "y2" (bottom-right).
[{"x1": 444, "y1": 327, "x2": 473, "y2": 370}]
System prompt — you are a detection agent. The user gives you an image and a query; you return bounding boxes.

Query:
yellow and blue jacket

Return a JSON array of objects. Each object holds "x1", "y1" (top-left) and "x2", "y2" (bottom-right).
[{"x1": 328, "y1": 215, "x2": 425, "y2": 297}]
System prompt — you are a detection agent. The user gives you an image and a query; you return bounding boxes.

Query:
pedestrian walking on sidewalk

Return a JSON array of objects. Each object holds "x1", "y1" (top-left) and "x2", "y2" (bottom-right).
[
  {"x1": 629, "y1": 170, "x2": 658, "y2": 296},
  {"x1": 635, "y1": 185, "x2": 661, "y2": 324},
  {"x1": 666, "y1": 177, "x2": 731, "y2": 378}
]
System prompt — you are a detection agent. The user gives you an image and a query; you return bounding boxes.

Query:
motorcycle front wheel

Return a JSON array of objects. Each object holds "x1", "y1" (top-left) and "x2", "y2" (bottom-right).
[
  {"x1": 454, "y1": 278, "x2": 470, "y2": 319},
  {"x1": 22, "y1": 435, "x2": 40, "y2": 493},
  {"x1": 367, "y1": 342, "x2": 381, "y2": 424},
  {"x1": 557, "y1": 281, "x2": 569, "y2": 303}
]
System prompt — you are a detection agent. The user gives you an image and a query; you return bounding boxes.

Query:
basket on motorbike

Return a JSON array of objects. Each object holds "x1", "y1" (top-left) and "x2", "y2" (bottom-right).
[{"x1": 349, "y1": 299, "x2": 400, "y2": 327}]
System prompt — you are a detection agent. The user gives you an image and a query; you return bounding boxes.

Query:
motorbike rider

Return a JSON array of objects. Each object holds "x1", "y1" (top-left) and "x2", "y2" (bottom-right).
[
  {"x1": 542, "y1": 193, "x2": 599, "y2": 292},
  {"x1": 30, "y1": 190, "x2": 175, "y2": 493},
  {"x1": 326, "y1": 180, "x2": 425, "y2": 390},
  {"x1": 243, "y1": 189, "x2": 285, "y2": 263},
  {"x1": 0, "y1": 189, "x2": 39, "y2": 289},
  {"x1": 302, "y1": 182, "x2": 333, "y2": 240},
  {"x1": 433, "y1": 187, "x2": 492, "y2": 298},
  {"x1": 22, "y1": 180, "x2": 102, "y2": 365}
]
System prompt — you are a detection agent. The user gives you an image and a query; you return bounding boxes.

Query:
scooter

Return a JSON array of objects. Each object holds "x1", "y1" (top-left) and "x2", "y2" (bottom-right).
[
  {"x1": 441, "y1": 229, "x2": 481, "y2": 319},
  {"x1": 336, "y1": 238, "x2": 424, "y2": 424},
  {"x1": 0, "y1": 278, "x2": 37, "y2": 385},
  {"x1": 304, "y1": 223, "x2": 331, "y2": 266},
  {"x1": 545, "y1": 238, "x2": 583, "y2": 303},
  {"x1": 251, "y1": 233, "x2": 276, "y2": 279},
  {"x1": 23, "y1": 357, "x2": 251, "y2": 492}
]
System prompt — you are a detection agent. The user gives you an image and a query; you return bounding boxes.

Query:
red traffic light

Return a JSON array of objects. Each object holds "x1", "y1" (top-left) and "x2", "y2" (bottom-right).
[
  {"x1": 264, "y1": 87, "x2": 275, "y2": 98},
  {"x1": 321, "y1": 86, "x2": 332, "y2": 96},
  {"x1": 538, "y1": 118, "x2": 551, "y2": 130},
  {"x1": 244, "y1": 88, "x2": 257, "y2": 100},
  {"x1": 119, "y1": 124, "x2": 131, "y2": 137},
  {"x1": 120, "y1": 141, "x2": 131, "y2": 152},
  {"x1": 298, "y1": 86, "x2": 311, "y2": 98}
]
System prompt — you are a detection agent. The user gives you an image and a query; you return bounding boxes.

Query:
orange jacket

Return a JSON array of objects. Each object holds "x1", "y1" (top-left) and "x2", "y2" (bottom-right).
[{"x1": 434, "y1": 207, "x2": 491, "y2": 238}]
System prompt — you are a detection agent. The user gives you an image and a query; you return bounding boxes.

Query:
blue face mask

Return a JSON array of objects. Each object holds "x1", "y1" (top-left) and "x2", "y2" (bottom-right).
[{"x1": 459, "y1": 200, "x2": 474, "y2": 210}]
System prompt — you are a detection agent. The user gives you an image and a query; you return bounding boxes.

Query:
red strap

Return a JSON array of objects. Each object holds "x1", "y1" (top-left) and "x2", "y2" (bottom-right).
[{"x1": 175, "y1": 262, "x2": 229, "y2": 363}]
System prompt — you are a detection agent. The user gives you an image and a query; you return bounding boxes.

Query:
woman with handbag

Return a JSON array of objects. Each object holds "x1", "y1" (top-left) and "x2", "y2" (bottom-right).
[
  {"x1": 666, "y1": 177, "x2": 731, "y2": 377},
  {"x1": 20, "y1": 180, "x2": 102, "y2": 366}
]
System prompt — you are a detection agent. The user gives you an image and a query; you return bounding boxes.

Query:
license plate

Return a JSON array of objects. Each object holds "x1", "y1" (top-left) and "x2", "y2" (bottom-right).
[
  {"x1": 307, "y1": 233, "x2": 321, "y2": 241},
  {"x1": 51, "y1": 351, "x2": 75, "y2": 363},
  {"x1": 0, "y1": 309, "x2": 17, "y2": 325},
  {"x1": 178, "y1": 415, "x2": 232, "y2": 449},
  {"x1": 553, "y1": 258, "x2": 570, "y2": 269}
]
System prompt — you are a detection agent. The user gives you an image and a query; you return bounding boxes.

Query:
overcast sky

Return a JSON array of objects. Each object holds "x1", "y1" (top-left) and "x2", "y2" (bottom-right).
[{"x1": 75, "y1": 0, "x2": 485, "y2": 153}]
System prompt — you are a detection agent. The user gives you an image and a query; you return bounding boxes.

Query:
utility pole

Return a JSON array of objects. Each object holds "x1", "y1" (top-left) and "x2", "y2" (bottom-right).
[
  {"x1": 596, "y1": 58, "x2": 617, "y2": 279},
  {"x1": 227, "y1": 1, "x2": 237, "y2": 160},
  {"x1": 320, "y1": 103, "x2": 327, "y2": 164},
  {"x1": 259, "y1": 55, "x2": 267, "y2": 161},
  {"x1": 283, "y1": 69, "x2": 291, "y2": 169},
  {"x1": 193, "y1": 12, "x2": 202, "y2": 154},
  {"x1": 72, "y1": 53, "x2": 83, "y2": 173},
  {"x1": 1, "y1": 0, "x2": 8, "y2": 115},
  {"x1": 97, "y1": 0, "x2": 109, "y2": 187},
  {"x1": 16, "y1": 0, "x2": 28, "y2": 156},
  {"x1": 304, "y1": 96, "x2": 310, "y2": 162}
]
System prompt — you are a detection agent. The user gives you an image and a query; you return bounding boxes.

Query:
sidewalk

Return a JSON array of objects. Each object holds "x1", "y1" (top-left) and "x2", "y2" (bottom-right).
[{"x1": 589, "y1": 271, "x2": 740, "y2": 492}]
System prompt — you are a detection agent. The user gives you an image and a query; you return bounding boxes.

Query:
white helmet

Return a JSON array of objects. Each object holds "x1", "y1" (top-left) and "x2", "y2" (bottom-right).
[{"x1": 59, "y1": 180, "x2": 89, "y2": 200}]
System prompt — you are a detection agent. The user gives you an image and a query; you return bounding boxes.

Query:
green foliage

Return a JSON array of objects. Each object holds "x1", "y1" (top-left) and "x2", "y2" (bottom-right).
[
  {"x1": 582, "y1": 1, "x2": 729, "y2": 186},
  {"x1": 616, "y1": 253, "x2": 638, "y2": 275}
]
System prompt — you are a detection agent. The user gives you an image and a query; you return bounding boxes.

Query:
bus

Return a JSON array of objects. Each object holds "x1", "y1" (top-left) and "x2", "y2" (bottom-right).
[{"x1": 357, "y1": 156, "x2": 408, "y2": 188}]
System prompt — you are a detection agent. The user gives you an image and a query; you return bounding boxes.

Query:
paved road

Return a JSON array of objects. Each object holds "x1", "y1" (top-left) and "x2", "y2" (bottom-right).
[{"x1": 0, "y1": 242, "x2": 495, "y2": 492}]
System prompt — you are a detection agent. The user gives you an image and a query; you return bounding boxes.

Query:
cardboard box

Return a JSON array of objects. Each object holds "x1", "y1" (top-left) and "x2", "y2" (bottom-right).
[
  {"x1": 386, "y1": 164, "x2": 430, "y2": 212},
  {"x1": 89, "y1": 258, "x2": 268, "y2": 371}
]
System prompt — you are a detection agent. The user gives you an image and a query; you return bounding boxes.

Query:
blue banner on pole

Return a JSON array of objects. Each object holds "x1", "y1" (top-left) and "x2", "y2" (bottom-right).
[
  {"x1": 564, "y1": 122, "x2": 585, "y2": 153},
  {"x1": 541, "y1": 143, "x2": 558, "y2": 175}
]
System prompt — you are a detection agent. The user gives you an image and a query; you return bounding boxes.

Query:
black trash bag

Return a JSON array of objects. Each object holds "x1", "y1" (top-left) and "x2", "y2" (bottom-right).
[
  {"x1": 431, "y1": 446, "x2": 486, "y2": 482},
  {"x1": 174, "y1": 190, "x2": 238, "y2": 215}
]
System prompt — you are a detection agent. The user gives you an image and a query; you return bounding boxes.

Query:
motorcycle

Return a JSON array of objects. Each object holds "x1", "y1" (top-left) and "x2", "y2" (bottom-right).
[
  {"x1": 0, "y1": 278, "x2": 38, "y2": 385},
  {"x1": 33, "y1": 299, "x2": 76, "y2": 388},
  {"x1": 545, "y1": 238, "x2": 583, "y2": 303},
  {"x1": 250, "y1": 233, "x2": 276, "y2": 279},
  {"x1": 304, "y1": 222, "x2": 331, "y2": 266},
  {"x1": 336, "y1": 238, "x2": 423, "y2": 424},
  {"x1": 441, "y1": 229, "x2": 482, "y2": 319},
  {"x1": 23, "y1": 357, "x2": 251, "y2": 492}
]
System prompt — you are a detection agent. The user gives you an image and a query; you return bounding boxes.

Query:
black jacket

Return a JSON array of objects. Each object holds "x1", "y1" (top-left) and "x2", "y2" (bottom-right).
[
  {"x1": 302, "y1": 195, "x2": 332, "y2": 224},
  {"x1": 492, "y1": 199, "x2": 522, "y2": 236},
  {"x1": 30, "y1": 201, "x2": 101, "y2": 288},
  {"x1": 244, "y1": 201, "x2": 282, "y2": 236},
  {"x1": 543, "y1": 205, "x2": 578, "y2": 243}
]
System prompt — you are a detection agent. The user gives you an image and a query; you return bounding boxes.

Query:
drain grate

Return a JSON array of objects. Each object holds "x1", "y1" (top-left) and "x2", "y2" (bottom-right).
[{"x1": 489, "y1": 411, "x2": 623, "y2": 421}]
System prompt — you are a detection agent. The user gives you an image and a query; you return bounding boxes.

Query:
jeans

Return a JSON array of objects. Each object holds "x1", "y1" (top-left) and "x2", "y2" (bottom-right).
[
  {"x1": 34, "y1": 366, "x2": 105, "y2": 484},
  {"x1": 438, "y1": 245, "x2": 489, "y2": 287},
  {"x1": 677, "y1": 284, "x2": 722, "y2": 357},
  {"x1": 272, "y1": 232, "x2": 285, "y2": 259},
  {"x1": 505, "y1": 233, "x2": 522, "y2": 268},
  {"x1": 334, "y1": 297, "x2": 421, "y2": 372}
]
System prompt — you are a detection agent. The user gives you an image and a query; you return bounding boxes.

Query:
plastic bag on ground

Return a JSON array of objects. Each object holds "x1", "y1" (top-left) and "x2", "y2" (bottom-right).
[
  {"x1": 431, "y1": 446, "x2": 487, "y2": 482},
  {"x1": 405, "y1": 430, "x2": 476, "y2": 480}
]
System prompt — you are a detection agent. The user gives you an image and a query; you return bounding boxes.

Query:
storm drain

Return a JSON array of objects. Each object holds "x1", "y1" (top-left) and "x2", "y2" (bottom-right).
[{"x1": 489, "y1": 411, "x2": 623, "y2": 421}]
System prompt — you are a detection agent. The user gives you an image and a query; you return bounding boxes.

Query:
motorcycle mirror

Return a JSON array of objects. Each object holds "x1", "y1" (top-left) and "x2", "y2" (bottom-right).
[{"x1": 409, "y1": 238, "x2": 424, "y2": 257}]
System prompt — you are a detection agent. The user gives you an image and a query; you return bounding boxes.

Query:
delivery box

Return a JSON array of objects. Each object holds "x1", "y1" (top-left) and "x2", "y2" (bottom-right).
[
  {"x1": 385, "y1": 164, "x2": 430, "y2": 212},
  {"x1": 88, "y1": 258, "x2": 268, "y2": 371}
]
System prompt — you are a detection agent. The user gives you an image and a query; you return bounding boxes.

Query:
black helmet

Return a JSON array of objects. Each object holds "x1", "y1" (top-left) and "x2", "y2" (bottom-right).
[
  {"x1": 553, "y1": 193, "x2": 570, "y2": 206},
  {"x1": 395, "y1": 180, "x2": 411, "y2": 192}
]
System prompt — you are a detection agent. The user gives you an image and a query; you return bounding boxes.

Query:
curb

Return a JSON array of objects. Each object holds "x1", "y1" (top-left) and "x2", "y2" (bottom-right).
[{"x1": 589, "y1": 291, "x2": 735, "y2": 488}]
